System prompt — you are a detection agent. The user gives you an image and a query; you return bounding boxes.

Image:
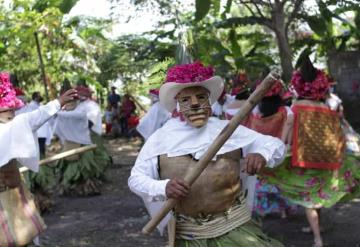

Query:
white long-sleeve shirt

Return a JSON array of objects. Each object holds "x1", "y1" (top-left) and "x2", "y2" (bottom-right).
[
  {"x1": 54, "y1": 104, "x2": 92, "y2": 145},
  {"x1": 136, "y1": 102, "x2": 171, "y2": 140},
  {"x1": 17, "y1": 100, "x2": 55, "y2": 144},
  {"x1": 0, "y1": 100, "x2": 61, "y2": 171},
  {"x1": 128, "y1": 117, "x2": 286, "y2": 202}
]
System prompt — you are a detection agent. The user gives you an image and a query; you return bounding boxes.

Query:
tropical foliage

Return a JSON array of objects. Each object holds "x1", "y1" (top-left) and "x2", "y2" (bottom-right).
[{"x1": 1, "y1": 0, "x2": 359, "y2": 95}]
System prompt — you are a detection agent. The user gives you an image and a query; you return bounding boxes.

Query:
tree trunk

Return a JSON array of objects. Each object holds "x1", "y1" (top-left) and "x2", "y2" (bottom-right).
[
  {"x1": 274, "y1": 29, "x2": 293, "y2": 83},
  {"x1": 271, "y1": 3, "x2": 294, "y2": 83}
]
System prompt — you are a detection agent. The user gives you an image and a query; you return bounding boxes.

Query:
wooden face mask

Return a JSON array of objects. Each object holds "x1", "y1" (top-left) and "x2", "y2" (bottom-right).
[
  {"x1": 0, "y1": 109, "x2": 15, "y2": 123},
  {"x1": 177, "y1": 86, "x2": 211, "y2": 128}
]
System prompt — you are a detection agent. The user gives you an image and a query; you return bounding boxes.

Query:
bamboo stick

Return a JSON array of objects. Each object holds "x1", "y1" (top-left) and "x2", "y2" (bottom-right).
[
  {"x1": 142, "y1": 72, "x2": 280, "y2": 234},
  {"x1": 19, "y1": 144, "x2": 97, "y2": 173}
]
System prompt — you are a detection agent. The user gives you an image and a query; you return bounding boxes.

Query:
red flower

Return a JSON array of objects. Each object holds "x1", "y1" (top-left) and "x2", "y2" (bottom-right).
[
  {"x1": 165, "y1": 61, "x2": 214, "y2": 84},
  {"x1": 0, "y1": 72, "x2": 24, "y2": 109},
  {"x1": 291, "y1": 70, "x2": 330, "y2": 100},
  {"x1": 256, "y1": 79, "x2": 283, "y2": 97}
]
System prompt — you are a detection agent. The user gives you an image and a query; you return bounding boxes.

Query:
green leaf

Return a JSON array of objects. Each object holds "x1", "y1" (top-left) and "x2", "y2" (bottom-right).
[
  {"x1": 304, "y1": 15, "x2": 328, "y2": 36},
  {"x1": 215, "y1": 17, "x2": 265, "y2": 29},
  {"x1": 212, "y1": 0, "x2": 221, "y2": 16},
  {"x1": 229, "y1": 29, "x2": 242, "y2": 57},
  {"x1": 221, "y1": 0, "x2": 232, "y2": 19},
  {"x1": 317, "y1": 0, "x2": 332, "y2": 22},
  {"x1": 59, "y1": 0, "x2": 79, "y2": 14},
  {"x1": 195, "y1": 0, "x2": 211, "y2": 22}
]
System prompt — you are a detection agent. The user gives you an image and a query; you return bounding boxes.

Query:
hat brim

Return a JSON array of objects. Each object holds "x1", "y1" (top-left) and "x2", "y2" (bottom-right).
[
  {"x1": 0, "y1": 106, "x2": 20, "y2": 112},
  {"x1": 159, "y1": 76, "x2": 224, "y2": 112}
]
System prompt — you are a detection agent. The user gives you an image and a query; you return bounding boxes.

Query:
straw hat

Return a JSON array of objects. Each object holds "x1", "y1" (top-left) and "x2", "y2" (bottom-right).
[{"x1": 159, "y1": 62, "x2": 224, "y2": 112}]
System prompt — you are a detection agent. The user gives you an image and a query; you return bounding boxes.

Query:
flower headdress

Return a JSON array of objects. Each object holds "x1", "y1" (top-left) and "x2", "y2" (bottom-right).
[
  {"x1": 231, "y1": 72, "x2": 250, "y2": 96},
  {"x1": 256, "y1": 79, "x2": 284, "y2": 97},
  {"x1": 231, "y1": 86, "x2": 250, "y2": 96},
  {"x1": 291, "y1": 56, "x2": 330, "y2": 101},
  {"x1": 159, "y1": 61, "x2": 224, "y2": 112},
  {"x1": 0, "y1": 72, "x2": 24, "y2": 110},
  {"x1": 165, "y1": 61, "x2": 214, "y2": 84}
]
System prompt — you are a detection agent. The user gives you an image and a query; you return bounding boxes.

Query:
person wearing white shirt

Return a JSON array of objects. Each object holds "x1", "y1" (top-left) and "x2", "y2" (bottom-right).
[
  {"x1": 211, "y1": 91, "x2": 234, "y2": 119},
  {"x1": 0, "y1": 71, "x2": 77, "y2": 246},
  {"x1": 137, "y1": 89, "x2": 171, "y2": 140},
  {"x1": 128, "y1": 62, "x2": 285, "y2": 247},
  {"x1": 54, "y1": 84, "x2": 111, "y2": 195}
]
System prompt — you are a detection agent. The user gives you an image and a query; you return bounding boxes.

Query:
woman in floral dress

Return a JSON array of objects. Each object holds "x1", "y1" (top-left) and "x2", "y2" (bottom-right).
[{"x1": 262, "y1": 56, "x2": 360, "y2": 247}]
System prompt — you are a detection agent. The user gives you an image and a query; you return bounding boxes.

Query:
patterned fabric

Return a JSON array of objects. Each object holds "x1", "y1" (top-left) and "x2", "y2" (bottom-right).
[
  {"x1": 0, "y1": 184, "x2": 46, "y2": 246},
  {"x1": 262, "y1": 155, "x2": 360, "y2": 208},
  {"x1": 292, "y1": 104, "x2": 345, "y2": 170},
  {"x1": 253, "y1": 178, "x2": 297, "y2": 216},
  {"x1": 176, "y1": 221, "x2": 283, "y2": 247},
  {"x1": 242, "y1": 106, "x2": 295, "y2": 216}
]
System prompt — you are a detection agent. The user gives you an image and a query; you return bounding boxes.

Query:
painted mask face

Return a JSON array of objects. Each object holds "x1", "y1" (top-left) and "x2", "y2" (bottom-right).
[
  {"x1": 0, "y1": 109, "x2": 15, "y2": 123},
  {"x1": 177, "y1": 86, "x2": 211, "y2": 128}
]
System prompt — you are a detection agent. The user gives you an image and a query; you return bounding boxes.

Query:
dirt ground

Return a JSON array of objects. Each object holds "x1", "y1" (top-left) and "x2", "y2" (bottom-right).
[{"x1": 41, "y1": 138, "x2": 360, "y2": 247}]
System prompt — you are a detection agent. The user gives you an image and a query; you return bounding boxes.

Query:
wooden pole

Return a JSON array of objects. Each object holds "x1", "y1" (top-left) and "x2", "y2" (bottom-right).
[
  {"x1": 19, "y1": 144, "x2": 97, "y2": 173},
  {"x1": 142, "y1": 72, "x2": 280, "y2": 234},
  {"x1": 34, "y1": 32, "x2": 49, "y2": 101}
]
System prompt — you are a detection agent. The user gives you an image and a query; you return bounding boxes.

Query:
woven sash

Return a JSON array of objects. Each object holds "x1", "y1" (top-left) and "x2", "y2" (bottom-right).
[
  {"x1": 292, "y1": 104, "x2": 345, "y2": 170},
  {"x1": 175, "y1": 195, "x2": 251, "y2": 240}
]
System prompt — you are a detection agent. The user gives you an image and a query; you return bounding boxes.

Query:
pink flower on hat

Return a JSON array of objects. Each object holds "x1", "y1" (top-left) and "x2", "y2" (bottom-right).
[
  {"x1": 165, "y1": 61, "x2": 214, "y2": 84},
  {"x1": 0, "y1": 72, "x2": 24, "y2": 110},
  {"x1": 291, "y1": 69, "x2": 330, "y2": 100}
]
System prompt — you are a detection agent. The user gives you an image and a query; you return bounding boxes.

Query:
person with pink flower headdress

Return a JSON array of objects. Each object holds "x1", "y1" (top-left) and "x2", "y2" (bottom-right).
[
  {"x1": 224, "y1": 75, "x2": 251, "y2": 120},
  {"x1": 137, "y1": 88, "x2": 171, "y2": 140},
  {"x1": 261, "y1": 56, "x2": 360, "y2": 247},
  {"x1": 0, "y1": 72, "x2": 77, "y2": 246},
  {"x1": 239, "y1": 68, "x2": 297, "y2": 218},
  {"x1": 128, "y1": 61, "x2": 286, "y2": 246}
]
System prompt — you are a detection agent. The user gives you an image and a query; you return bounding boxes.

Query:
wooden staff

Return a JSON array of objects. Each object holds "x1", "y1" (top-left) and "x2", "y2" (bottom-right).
[
  {"x1": 142, "y1": 72, "x2": 280, "y2": 234},
  {"x1": 19, "y1": 144, "x2": 97, "y2": 173}
]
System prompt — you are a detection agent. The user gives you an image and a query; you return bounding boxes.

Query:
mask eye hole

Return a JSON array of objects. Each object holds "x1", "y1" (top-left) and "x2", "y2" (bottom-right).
[
  {"x1": 179, "y1": 97, "x2": 190, "y2": 104},
  {"x1": 198, "y1": 95, "x2": 206, "y2": 100}
]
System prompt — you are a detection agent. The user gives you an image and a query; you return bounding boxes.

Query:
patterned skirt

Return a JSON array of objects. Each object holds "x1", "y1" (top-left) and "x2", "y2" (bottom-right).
[
  {"x1": 0, "y1": 184, "x2": 46, "y2": 246},
  {"x1": 261, "y1": 155, "x2": 360, "y2": 208},
  {"x1": 253, "y1": 178, "x2": 297, "y2": 216}
]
